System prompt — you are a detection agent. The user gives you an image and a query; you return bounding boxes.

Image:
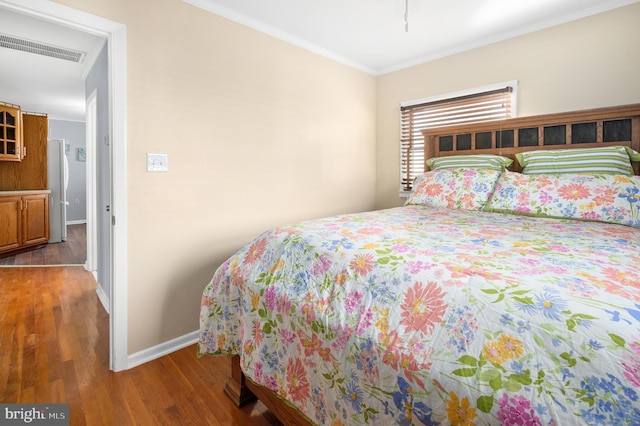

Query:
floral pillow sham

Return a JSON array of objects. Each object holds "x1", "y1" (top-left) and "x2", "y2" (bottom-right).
[
  {"x1": 485, "y1": 171, "x2": 640, "y2": 228},
  {"x1": 406, "y1": 168, "x2": 502, "y2": 211}
]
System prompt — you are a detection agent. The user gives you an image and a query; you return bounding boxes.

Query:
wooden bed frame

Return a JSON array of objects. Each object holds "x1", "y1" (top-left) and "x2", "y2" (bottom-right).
[{"x1": 222, "y1": 103, "x2": 640, "y2": 425}]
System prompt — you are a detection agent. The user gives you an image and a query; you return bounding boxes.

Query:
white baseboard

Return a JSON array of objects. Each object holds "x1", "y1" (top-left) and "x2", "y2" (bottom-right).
[
  {"x1": 127, "y1": 330, "x2": 199, "y2": 369},
  {"x1": 96, "y1": 283, "x2": 109, "y2": 314},
  {"x1": 67, "y1": 219, "x2": 87, "y2": 225}
]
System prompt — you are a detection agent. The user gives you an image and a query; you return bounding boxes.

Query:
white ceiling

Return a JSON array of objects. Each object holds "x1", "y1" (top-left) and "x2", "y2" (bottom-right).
[
  {"x1": 0, "y1": 6, "x2": 105, "y2": 121},
  {"x1": 0, "y1": 0, "x2": 638, "y2": 122},
  {"x1": 188, "y1": 0, "x2": 640, "y2": 74}
]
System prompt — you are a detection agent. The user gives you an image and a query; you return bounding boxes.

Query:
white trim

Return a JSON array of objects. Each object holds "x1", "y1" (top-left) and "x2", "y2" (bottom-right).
[
  {"x1": 183, "y1": 0, "x2": 376, "y2": 75},
  {"x1": 0, "y1": 0, "x2": 129, "y2": 372},
  {"x1": 378, "y1": 0, "x2": 640, "y2": 75},
  {"x1": 0, "y1": 1, "x2": 124, "y2": 35},
  {"x1": 185, "y1": 0, "x2": 638, "y2": 76},
  {"x1": 96, "y1": 284, "x2": 110, "y2": 314},
  {"x1": 109, "y1": 20, "x2": 128, "y2": 373},
  {"x1": 66, "y1": 219, "x2": 87, "y2": 225},
  {"x1": 128, "y1": 331, "x2": 199, "y2": 369},
  {"x1": 400, "y1": 80, "x2": 519, "y2": 114},
  {"x1": 85, "y1": 89, "x2": 98, "y2": 277}
]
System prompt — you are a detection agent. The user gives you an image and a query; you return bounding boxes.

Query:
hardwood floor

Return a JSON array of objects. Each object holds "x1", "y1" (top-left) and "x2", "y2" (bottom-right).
[
  {"x1": 0, "y1": 224, "x2": 87, "y2": 266},
  {"x1": 0, "y1": 266, "x2": 282, "y2": 425}
]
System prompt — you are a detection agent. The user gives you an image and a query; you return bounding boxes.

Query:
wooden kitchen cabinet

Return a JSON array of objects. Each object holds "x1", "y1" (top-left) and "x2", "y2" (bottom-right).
[
  {"x1": 0, "y1": 103, "x2": 23, "y2": 162},
  {"x1": 0, "y1": 195, "x2": 22, "y2": 253},
  {"x1": 0, "y1": 113, "x2": 48, "y2": 190},
  {"x1": 22, "y1": 193, "x2": 49, "y2": 246},
  {"x1": 0, "y1": 191, "x2": 50, "y2": 255}
]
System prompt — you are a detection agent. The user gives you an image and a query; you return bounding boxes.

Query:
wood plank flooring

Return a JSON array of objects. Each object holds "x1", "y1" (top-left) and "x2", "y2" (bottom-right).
[
  {"x1": 0, "y1": 224, "x2": 87, "y2": 266},
  {"x1": 0, "y1": 266, "x2": 282, "y2": 425}
]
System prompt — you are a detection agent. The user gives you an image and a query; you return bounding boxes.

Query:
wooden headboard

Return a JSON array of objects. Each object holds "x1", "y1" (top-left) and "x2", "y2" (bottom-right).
[{"x1": 421, "y1": 104, "x2": 640, "y2": 175}]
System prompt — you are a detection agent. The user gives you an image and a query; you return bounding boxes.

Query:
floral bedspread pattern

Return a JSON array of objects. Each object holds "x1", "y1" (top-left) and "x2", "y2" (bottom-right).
[{"x1": 199, "y1": 206, "x2": 640, "y2": 425}]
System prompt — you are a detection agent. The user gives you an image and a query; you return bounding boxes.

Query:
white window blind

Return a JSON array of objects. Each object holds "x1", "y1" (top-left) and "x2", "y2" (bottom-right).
[{"x1": 400, "y1": 83, "x2": 516, "y2": 191}]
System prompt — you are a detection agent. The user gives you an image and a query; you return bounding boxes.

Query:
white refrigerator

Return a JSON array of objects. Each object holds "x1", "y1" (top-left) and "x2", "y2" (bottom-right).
[{"x1": 47, "y1": 138, "x2": 69, "y2": 243}]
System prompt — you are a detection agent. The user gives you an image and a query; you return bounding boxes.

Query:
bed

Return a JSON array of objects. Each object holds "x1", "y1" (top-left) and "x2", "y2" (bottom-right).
[{"x1": 199, "y1": 104, "x2": 640, "y2": 425}]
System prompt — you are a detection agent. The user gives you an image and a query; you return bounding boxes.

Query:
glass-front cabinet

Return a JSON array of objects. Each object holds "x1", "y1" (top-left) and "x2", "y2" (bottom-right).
[{"x1": 0, "y1": 103, "x2": 23, "y2": 161}]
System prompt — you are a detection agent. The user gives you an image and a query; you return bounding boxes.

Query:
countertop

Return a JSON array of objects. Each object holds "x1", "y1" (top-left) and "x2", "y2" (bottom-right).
[{"x1": 0, "y1": 190, "x2": 51, "y2": 195}]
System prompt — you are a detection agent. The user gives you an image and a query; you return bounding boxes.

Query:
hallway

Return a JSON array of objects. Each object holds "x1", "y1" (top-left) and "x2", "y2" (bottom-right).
[{"x1": 0, "y1": 224, "x2": 86, "y2": 266}]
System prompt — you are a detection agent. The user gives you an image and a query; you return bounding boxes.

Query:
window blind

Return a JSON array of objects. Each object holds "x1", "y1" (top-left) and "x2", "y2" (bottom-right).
[{"x1": 400, "y1": 85, "x2": 514, "y2": 191}]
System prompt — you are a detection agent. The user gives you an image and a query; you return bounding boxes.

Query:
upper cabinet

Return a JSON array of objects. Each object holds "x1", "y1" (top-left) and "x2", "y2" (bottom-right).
[
  {"x1": 0, "y1": 102, "x2": 23, "y2": 162},
  {"x1": 0, "y1": 112, "x2": 48, "y2": 191}
]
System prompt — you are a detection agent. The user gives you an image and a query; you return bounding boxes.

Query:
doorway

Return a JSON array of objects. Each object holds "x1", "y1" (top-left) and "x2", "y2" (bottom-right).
[{"x1": 0, "y1": 0, "x2": 128, "y2": 372}]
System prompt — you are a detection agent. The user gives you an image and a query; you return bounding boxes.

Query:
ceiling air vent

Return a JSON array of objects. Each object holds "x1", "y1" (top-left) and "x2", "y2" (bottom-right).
[{"x1": 0, "y1": 33, "x2": 85, "y2": 63}]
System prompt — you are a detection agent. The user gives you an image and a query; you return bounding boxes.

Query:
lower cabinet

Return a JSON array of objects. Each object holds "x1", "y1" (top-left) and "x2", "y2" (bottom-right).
[
  {"x1": 0, "y1": 192, "x2": 49, "y2": 255},
  {"x1": 0, "y1": 195, "x2": 22, "y2": 253}
]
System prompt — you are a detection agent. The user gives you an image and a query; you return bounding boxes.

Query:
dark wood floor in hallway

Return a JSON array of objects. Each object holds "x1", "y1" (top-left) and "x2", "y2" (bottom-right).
[
  {"x1": 0, "y1": 266, "x2": 282, "y2": 425},
  {"x1": 0, "y1": 224, "x2": 87, "y2": 266}
]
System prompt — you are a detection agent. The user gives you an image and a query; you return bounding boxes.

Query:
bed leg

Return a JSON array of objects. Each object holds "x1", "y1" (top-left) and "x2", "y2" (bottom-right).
[{"x1": 224, "y1": 355, "x2": 256, "y2": 407}]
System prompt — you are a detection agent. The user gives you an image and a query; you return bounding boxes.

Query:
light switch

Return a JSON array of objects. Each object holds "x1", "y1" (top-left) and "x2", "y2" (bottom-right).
[{"x1": 147, "y1": 153, "x2": 168, "y2": 172}]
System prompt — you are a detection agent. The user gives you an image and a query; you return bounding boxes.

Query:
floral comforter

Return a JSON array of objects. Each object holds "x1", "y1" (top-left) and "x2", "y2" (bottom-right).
[{"x1": 199, "y1": 205, "x2": 640, "y2": 425}]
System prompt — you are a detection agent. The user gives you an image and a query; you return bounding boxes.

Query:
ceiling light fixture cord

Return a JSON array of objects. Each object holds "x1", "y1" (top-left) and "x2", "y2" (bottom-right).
[{"x1": 404, "y1": 0, "x2": 409, "y2": 32}]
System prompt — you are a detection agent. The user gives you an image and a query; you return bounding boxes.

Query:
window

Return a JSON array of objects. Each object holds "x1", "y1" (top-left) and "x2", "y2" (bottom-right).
[{"x1": 400, "y1": 81, "x2": 517, "y2": 192}]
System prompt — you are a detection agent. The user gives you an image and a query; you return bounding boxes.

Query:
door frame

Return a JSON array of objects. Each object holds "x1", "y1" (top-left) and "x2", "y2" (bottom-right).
[
  {"x1": 85, "y1": 89, "x2": 98, "y2": 278},
  {"x1": 0, "y1": 0, "x2": 129, "y2": 371}
]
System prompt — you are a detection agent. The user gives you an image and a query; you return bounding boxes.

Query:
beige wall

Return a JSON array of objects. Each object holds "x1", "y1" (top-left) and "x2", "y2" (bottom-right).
[
  {"x1": 57, "y1": 0, "x2": 376, "y2": 353},
  {"x1": 376, "y1": 2, "x2": 640, "y2": 209}
]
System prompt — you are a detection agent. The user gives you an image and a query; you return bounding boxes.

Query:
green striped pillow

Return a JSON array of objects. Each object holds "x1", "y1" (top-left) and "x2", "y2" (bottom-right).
[
  {"x1": 426, "y1": 154, "x2": 513, "y2": 171},
  {"x1": 515, "y1": 146, "x2": 640, "y2": 175}
]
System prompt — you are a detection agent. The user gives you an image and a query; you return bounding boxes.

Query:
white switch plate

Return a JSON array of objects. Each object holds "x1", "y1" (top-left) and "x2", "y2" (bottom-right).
[{"x1": 147, "y1": 153, "x2": 168, "y2": 172}]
